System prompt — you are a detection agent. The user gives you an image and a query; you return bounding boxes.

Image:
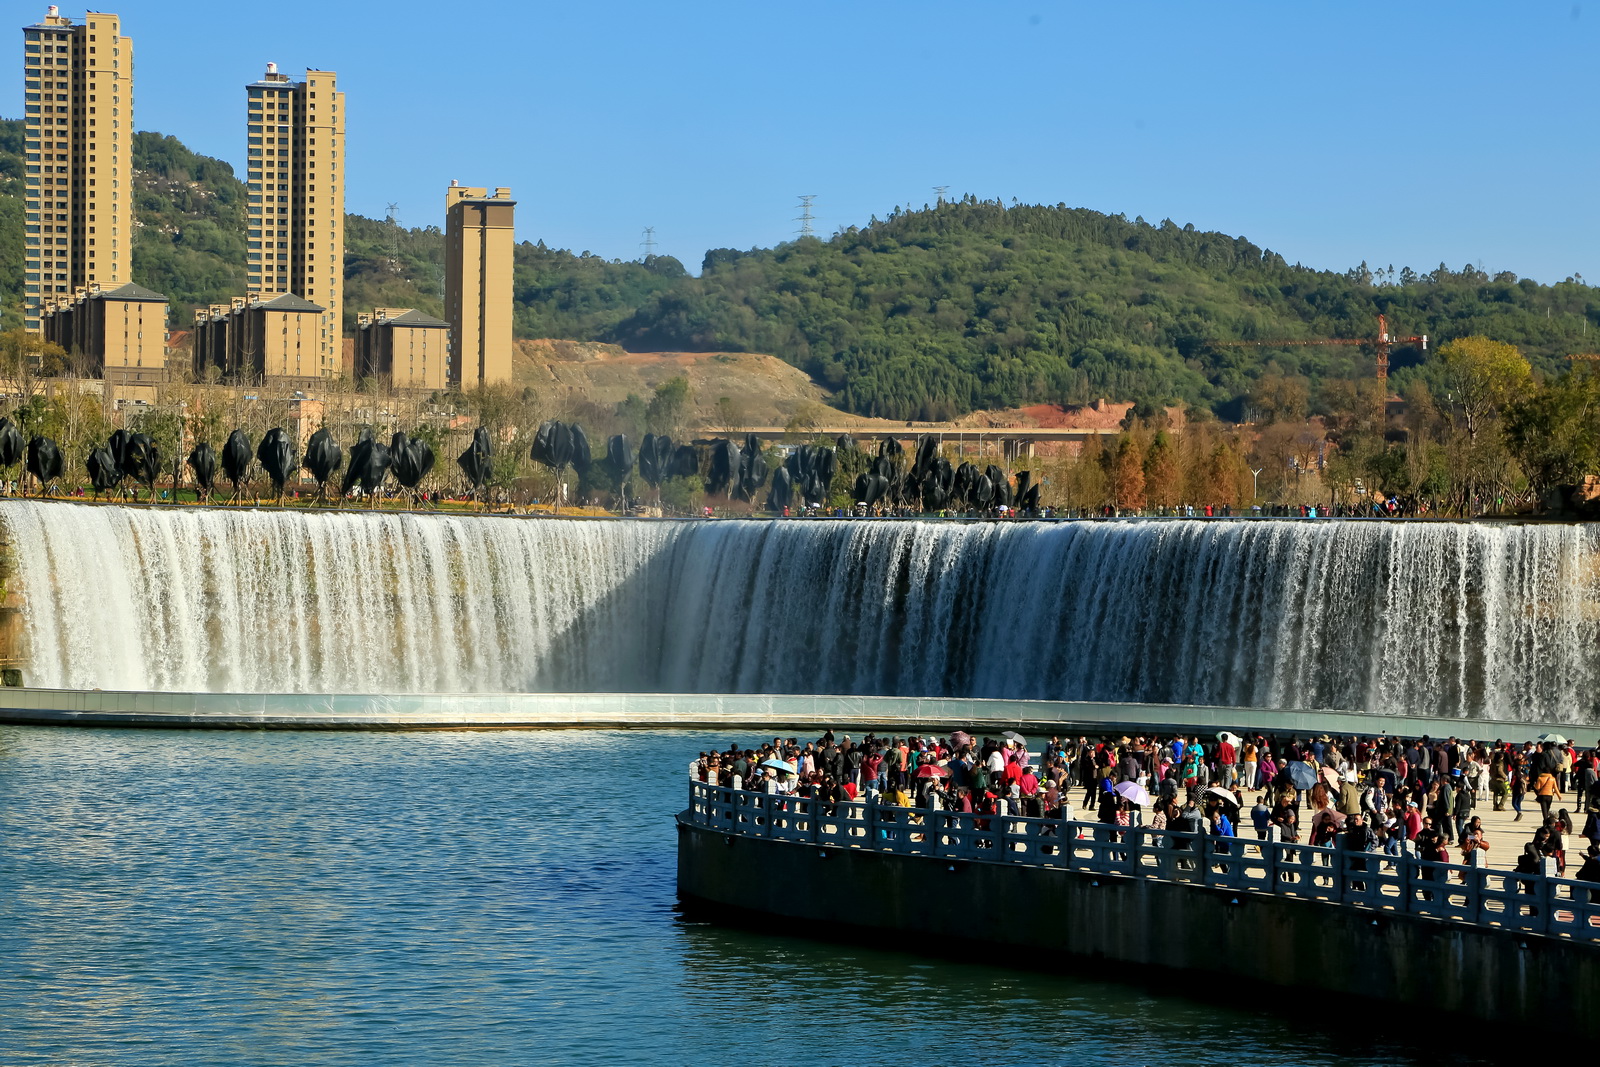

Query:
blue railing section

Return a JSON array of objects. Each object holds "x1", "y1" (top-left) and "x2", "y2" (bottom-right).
[{"x1": 686, "y1": 781, "x2": 1600, "y2": 945}]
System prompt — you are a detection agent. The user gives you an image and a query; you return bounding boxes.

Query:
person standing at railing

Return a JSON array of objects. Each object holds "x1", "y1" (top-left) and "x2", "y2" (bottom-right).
[
  {"x1": 1514, "y1": 842, "x2": 1545, "y2": 912},
  {"x1": 1414, "y1": 818, "x2": 1449, "y2": 901},
  {"x1": 1576, "y1": 844, "x2": 1600, "y2": 904},
  {"x1": 1459, "y1": 816, "x2": 1490, "y2": 878},
  {"x1": 1216, "y1": 735, "x2": 1237, "y2": 789},
  {"x1": 1340, "y1": 812, "x2": 1372, "y2": 891},
  {"x1": 1250, "y1": 796, "x2": 1271, "y2": 839}
]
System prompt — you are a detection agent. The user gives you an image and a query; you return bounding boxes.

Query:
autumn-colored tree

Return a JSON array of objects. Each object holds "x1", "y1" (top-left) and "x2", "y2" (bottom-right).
[
  {"x1": 1143, "y1": 429, "x2": 1181, "y2": 508},
  {"x1": 1109, "y1": 435, "x2": 1146, "y2": 511},
  {"x1": 1203, "y1": 440, "x2": 1247, "y2": 506}
]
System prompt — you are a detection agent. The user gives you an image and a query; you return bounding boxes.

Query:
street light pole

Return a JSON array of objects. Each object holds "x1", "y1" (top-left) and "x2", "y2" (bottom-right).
[{"x1": 1251, "y1": 467, "x2": 1263, "y2": 503}]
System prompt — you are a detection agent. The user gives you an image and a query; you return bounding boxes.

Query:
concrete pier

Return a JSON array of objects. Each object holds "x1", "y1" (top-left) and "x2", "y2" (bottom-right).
[{"x1": 678, "y1": 787, "x2": 1600, "y2": 1027}]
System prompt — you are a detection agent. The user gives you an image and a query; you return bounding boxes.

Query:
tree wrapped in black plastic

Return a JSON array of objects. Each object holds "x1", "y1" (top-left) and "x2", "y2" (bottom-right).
[
  {"x1": 734, "y1": 433, "x2": 767, "y2": 502},
  {"x1": 187, "y1": 442, "x2": 217, "y2": 500},
  {"x1": 302, "y1": 427, "x2": 343, "y2": 502},
  {"x1": 603, "y1": 434, "x2": 633, "y2": 510},
  {"x1": 87, "y1": 446, "x2": 120, "y2": 499},
  {"x1": 971, "y1": 470, "x2": 995, "y2": 510},
  {"x1": 815, "y1": 447, "x2": 838, "y2": 504},
  {"x1": 391, "y1": 432, "x2": 436, "y2": 505},
  {"x1": 531, "y1": 420, "x2": 573, "y2": 472},
  {"x1": 457, "y1": 427, "x2": 493, "y2": 501},
  {"x1": 768, "y1": 467, "x2": 793, "y2": 512},
  {"x1": 125, "y1": 432, "x2": 160, "y2": 500},
  {"x1": 852, "y1": 471, "x2": 888, "y2": 509},
  {"x1": 910, "y1": 434, "x2": 939, "y2": 483},
  {"x1": 342, "y1": 430, "x2": 392, "y2": 506},
  {"x1": 920, "y1": 457, "x2": 954, "y2": 512},
  {"x1": 531, "y1": 420, "x2": 576, "y2": 511},
  {"x1": 985, "y1": 464, "x2": 1012, "y2": 507},
  {"x1": 670, "y1": 444, "x2": 700, "y2": 480},
  {"x1": 256, "y1": 428, "x2": 294, "y2": 501},
  {"x1": 637, "y1": 433, "x2": 671, "y2": 488},
  {"x1": 107, "y1": 428, "x2": 130, "y2": 478},
  {"x1": 706, "y1": 438, "x2": 738, "y2": 497},
  {"x1": 1013, "y1": 470, "x2": 1039, "y2": 513},
  {"x1": 569, "y1": 424, "x2": 592, "y2": 476},
  {"x1": 953, "y1": 462, "x2": 979, "y2": 507},
  {"x1": 26, "y1": 436, "x2": 63, "y2": 496},
  {"x1": 221, "y1": 430, "x2": 252, "y2": 502},
  {"x1": 0, "y1": 418, "x2": 24, "y2": 474}
]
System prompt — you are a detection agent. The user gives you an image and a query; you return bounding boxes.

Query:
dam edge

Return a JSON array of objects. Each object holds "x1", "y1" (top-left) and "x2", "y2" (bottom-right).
[{"x1": 0, "y1": 688, "x2": 1582, "y2": 742}]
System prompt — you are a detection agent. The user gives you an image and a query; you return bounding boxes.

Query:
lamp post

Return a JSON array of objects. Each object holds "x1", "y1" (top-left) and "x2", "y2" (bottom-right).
[{"x1": 1251, "y1": 467, "x2": 1263, "y2": 502}]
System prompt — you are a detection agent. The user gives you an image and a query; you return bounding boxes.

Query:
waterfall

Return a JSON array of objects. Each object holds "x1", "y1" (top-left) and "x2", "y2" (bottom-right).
[{"x1": 4, "y1": 501, "x2": 1598, "y2": 721}]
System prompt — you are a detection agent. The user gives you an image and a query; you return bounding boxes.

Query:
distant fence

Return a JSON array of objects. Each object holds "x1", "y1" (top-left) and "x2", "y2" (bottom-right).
[{"x1": 686, "y1": 781, "x2": 1600, "y2": 945}]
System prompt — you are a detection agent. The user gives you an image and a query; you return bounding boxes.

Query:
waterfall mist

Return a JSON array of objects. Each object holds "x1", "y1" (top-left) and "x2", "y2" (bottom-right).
[{"x1": 4, "y1": 502, "x2": 1597, "y2": 721}]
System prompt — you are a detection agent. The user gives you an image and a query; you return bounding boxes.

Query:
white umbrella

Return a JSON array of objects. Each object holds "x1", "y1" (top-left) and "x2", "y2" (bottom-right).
[
  {"x1": 1538, "y1": 732, "x2": 1570, "y2": 746},
  {"x1": 1003, "y1": 730, "x2": 1028, "y2": 747},
  {"x1": 1216, "y1": 731, "x2": 1238, "y2": 745},
  {"x1": 1114, "y1": 780, "x2": 1152, "y2": 806},
  {"x1": 1204, "y1": 786, "x2": 1241, "y2": 810}
]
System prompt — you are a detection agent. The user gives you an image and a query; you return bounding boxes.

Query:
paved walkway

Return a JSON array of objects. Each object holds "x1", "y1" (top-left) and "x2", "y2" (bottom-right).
[{"x1": 1232, "y1": 784, "x2": 1588, "y2": 875}]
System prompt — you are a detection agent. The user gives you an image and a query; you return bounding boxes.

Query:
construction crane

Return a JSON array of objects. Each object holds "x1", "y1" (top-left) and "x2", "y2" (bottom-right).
[{"x1": 1210, "y1": 314, "x2": 1428, "y2": 416}]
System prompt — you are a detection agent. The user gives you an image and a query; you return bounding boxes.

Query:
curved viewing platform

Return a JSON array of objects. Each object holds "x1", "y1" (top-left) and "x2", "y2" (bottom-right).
[
  {"x1": 0, "y1": 688, "x2": 1583, "y2": 741},
  {"x1": 682, "y1": 781, "x2": 1600, "y2": 946}
]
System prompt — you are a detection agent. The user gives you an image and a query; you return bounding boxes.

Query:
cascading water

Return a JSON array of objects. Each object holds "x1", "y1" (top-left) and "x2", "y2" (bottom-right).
[{"x1": 3, "y1": 501, "x2": 1597, "y2": 721}]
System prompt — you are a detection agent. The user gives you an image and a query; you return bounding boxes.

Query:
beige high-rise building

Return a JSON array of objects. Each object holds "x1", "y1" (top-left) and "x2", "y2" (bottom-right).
[
  {"x1": 21, "y1": 7, "x2": 134, "y2": 334},
  {"x1": 245, "y1": 63, "x2": 344, "y2": 378},
  {"x1": 444, "y1": 183, "x2": 515, "y2": 389}
]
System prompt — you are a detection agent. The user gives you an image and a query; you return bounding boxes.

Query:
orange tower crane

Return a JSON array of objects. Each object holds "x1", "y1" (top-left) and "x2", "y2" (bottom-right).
[{"x1": 1211, "y1": 314, "x2": 1428, "y2": 417}]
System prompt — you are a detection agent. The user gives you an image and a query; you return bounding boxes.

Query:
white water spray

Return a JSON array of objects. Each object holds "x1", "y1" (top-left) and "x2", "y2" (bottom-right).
[{"x1": 3, "y1": 502, "x2": 1596, "y2": 721}]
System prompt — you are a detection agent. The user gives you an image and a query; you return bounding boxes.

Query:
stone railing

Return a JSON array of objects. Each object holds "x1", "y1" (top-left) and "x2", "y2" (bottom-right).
[{"x1": 685, "y1": 781, "x2": 1600, "y2": 946}]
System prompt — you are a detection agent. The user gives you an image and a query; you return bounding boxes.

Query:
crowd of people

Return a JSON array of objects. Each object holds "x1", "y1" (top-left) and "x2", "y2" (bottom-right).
[{"x1": 693, "y1": 727, "x2": 1600, "y2": 890}]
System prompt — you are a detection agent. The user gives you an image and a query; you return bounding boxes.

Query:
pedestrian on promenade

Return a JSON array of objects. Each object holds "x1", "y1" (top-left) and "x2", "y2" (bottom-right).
[{"x1": 1533, "y1": 769, "x2": 1561, "y2": 822}]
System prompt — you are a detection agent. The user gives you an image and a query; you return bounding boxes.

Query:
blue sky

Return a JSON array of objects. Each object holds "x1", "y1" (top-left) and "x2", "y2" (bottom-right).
[{"x1": 14, "y1": 1, "x2": 1599, "y2": 281}]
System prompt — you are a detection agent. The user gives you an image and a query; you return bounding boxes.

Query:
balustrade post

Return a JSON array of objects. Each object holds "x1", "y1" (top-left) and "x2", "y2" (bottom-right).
[
  {"x1": 866, "y1": 793, "x2": 879, "y2": 844},
  {"x1": 1539, "y1": 858, "x2": 1558, "y2": 935},
  {"x1": 1130, "y1": 826, "x2": 1146, "y2": 878},
  {"x1": 1463, "y1": 848, "x2": 1486, "y2": 921},
  {"x1": 1264, "y1": 826, "x2": 1281, "y2": 890}
]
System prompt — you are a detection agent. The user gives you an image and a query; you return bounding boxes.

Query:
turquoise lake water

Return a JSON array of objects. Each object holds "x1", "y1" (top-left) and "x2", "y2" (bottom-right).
[{"x1": 0, "y1": 727, "x2": 1480, "y2": 1065}]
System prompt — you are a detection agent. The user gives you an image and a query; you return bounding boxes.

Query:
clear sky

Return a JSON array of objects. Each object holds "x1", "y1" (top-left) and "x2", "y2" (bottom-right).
[{"x1": 14, "y1": 0, "x2": 1599, "y2": 281}]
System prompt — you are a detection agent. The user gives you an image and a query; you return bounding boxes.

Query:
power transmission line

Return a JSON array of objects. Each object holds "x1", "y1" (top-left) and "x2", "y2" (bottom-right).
[
  {"x1": 641, "y1": 226, "x2": 657, "y2": 258},
  {"x1": 933, "y1": 185, "x2": 948, "y2": 204}
]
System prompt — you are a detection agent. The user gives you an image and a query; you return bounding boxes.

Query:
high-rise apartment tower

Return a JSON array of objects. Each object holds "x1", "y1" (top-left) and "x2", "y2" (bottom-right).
[
  {"x1": 444, "y1": 183, "x2": 515, "y2": 389},
  {"x1": 245, "y1": 63, "x2": 344, "y2": 378},
  {"x1": 21, "y1": 6, "x2": 133, "y2": 333}
]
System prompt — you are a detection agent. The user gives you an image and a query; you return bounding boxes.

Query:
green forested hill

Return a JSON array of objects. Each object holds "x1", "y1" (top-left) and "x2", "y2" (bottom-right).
[{"x1": 0, "y1": 120, "x2": 1594, "y2": 418}]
